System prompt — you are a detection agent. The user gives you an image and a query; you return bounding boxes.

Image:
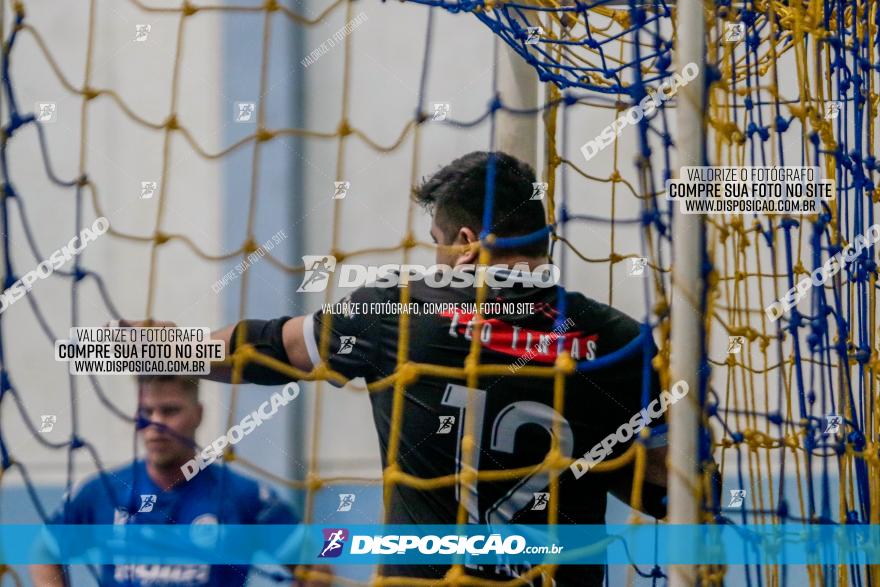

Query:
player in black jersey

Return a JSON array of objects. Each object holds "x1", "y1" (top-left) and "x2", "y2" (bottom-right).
[{"x1": 127, "y1": 151, "x2": 669, "y2": 586}]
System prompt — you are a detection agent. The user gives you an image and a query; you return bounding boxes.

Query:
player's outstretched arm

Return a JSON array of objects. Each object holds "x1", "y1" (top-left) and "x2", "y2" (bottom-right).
[
  {"x1": 118, "y1": 316, "x2": 314, "y2": 384},
  {"x1": 29, "y1": 564, "x2": 67, "y2": 586}
]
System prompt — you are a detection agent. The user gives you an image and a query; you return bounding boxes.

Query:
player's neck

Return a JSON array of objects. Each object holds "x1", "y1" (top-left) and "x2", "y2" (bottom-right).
[
  {"x1": 482, "y1": 254, "x2": 547, "y2": 270},
  {"x1": 145, "y1": 457, "x2": 191, "y2": 491}
]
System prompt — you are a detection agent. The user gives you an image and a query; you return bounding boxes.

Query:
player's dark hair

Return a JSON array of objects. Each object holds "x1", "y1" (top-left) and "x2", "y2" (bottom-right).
[
  {"x1": 412, "y1": 151, "x2": 548, "y2": 258},
  {"x1": 136, "y1": 374, "x2": 199, "y2": 402}
]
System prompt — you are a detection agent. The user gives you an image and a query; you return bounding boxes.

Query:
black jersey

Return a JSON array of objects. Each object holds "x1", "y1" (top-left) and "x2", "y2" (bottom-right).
[{"x1": 294, "y1": 268, "x2": 664, "y2": 586}]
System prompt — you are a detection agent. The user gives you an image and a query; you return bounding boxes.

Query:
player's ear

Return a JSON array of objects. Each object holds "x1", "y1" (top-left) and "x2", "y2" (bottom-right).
[{"x1": 455, "y1": 226, "x2": 480, "y2": 265}]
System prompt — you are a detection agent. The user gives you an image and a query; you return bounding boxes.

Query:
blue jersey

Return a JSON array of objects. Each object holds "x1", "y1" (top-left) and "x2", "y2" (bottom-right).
[{"x1": 49, "y1": 460, "x2": 298, "y2": 586}]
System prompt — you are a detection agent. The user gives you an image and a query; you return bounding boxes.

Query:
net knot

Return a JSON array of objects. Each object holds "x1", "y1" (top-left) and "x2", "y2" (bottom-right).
[
  {"x1": 311, "y1": 363, "x2": 333, "y2": 382},
  {"x1": 337, "y1": 120, "x2": 352, "y2": 137},
  {"x1": 774, "y1": 115, "x2": 789, "y2": 132},
  {"x1": 401, "y1": 234, "x2": 417, "y2": 249},
  {"x1": 243, "y1": 238, "x2": 259, "y2": 254},
  {"x1": 263, "y1": 0, "x2": 280, "y2": 11},
  {"x1": 555, "y1": 352, "x2": 576, "y2": 374},
  {"x1": 744, "y1": 430, "x2": 774, "y2": 449},
  {"x1": 233, "y1": 343, "x2": 255, "y2": 363},
  {"x1": 154, "y1": 231, "x2": 171, "y2": 245},
  {"x1": 546, "y1": 448, "x2": 568, "y2": 468},
  {"x1": 256, "y1": 127, "x2": 275, "y2": 142},
  {"x1": 459, "y1": 457, "x2": 477, "y2": 479},
  {"x1": 611, "y1": 10, "x2": 630, "y2": 28},
  {"x1": 652, "y1": 299, "x2": 669, "y2": 320},
  {"x1": 83, "y1": 87, "x2": 98, "y2": 101},
  {"x1": 383, "y1": 463, "x2": 402, "y2": 484},
  {"x1": 306, "y1": 473, "x2": 323, "y2": 491},
  {"x1": 165, "y1": 114, "x2": 179, "y2": 131},
  {"x1": 181, "y1": 1, "x2": 199, "y2": 16},
  {"x1": 728, "y1": 123, "x2": 746, "y2": 145},
  {"x1": 396, "y1": 362, "x2": 419, "y2": 386},
  {"x1": 854, "y1": 346, "x2": 871, "y2": 364}
]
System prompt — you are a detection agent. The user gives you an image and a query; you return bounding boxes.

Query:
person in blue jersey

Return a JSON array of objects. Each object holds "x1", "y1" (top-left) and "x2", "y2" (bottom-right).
[{"x1": 30, "y1": 374, "x2": 329, "y2": 587}]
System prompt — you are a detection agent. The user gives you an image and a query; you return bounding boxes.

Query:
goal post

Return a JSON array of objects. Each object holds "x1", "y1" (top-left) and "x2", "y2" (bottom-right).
[
  {"x1": 494, "y1": 36, "x2": 539, "y2": 170},
  {"x1": 668, "y1": 0, "x2": 706, "y2": 585},
  {"x1": 492, "y1": 2, "x2": 708, "y2": 558}
]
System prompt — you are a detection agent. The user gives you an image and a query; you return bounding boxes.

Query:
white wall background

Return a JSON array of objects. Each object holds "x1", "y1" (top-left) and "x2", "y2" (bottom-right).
[{"x1": 0, "y1": 0, "x2": 224, "y2": 487}]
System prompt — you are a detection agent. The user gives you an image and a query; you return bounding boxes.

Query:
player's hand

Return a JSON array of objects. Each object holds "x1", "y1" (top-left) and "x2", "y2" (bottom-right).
[
  {"x1": 297, "y1": 564, "x2": 332, "y2": 586},
  {"x1": 112, "y1": 319, "x2": 178, "y2": 328}
]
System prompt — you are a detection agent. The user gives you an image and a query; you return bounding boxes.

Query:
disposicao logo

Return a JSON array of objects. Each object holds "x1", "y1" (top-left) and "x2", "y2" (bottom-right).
[{"x1": 318, "y1": 528, "x2": 348, "y2": 558}]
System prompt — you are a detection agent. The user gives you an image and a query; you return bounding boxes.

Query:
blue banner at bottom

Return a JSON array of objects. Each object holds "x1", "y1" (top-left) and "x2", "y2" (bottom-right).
[{"x1": 4, "y1": 524, "x2": 880, "y2": 565}]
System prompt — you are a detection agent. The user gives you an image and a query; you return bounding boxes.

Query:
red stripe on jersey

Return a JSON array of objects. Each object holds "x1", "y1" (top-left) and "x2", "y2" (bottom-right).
[{"x1": 439, "y1": 311, "x2": 598, "y2": 362}]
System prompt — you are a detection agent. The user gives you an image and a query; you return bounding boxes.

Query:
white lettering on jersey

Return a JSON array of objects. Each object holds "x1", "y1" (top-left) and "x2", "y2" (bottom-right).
[
  {"x1": 448, "y1": 312, "x2": 461, "y2": 337},
  {"x1": 113, "y1": 564, "x2": 210, "y2": 585}
]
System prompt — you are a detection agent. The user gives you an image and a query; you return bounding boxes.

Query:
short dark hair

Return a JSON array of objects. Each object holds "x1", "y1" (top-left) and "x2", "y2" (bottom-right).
[
  {"x1": 136, "y1": 374, "x2": 199, "y2": 402},
  {"x1": 412, "y1": 151, "x2": 548, "y2": 257}
]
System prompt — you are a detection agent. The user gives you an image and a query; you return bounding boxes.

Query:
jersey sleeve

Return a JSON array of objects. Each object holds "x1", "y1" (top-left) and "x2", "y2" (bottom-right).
[
  {"x1": 229, "y1": 316, "x2": 297, "y2": 385},
  {"x1": 41, "y1": 481, "x2": 99, "y2": 562},
  {"x1": 303, "y1": 286, "x2": 389, "y2": 382},
  {"x1": 606, "y1": 310, "x2": 666, "y2": 442},
  {"x1": 580, "y1": 299, "x2": 666, "y2": 448}
]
